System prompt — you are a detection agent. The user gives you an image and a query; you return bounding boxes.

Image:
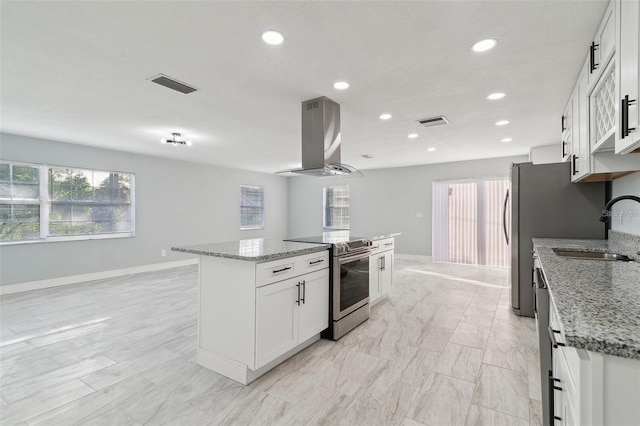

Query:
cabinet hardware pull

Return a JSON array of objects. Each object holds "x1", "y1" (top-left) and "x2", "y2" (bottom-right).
[
  {"x1": 561, "y1": 115, "x2": 566, "y2": 132},
  {"x1": 622, "y1": 95, "x2": 637, "y2": 138},
  {"x1": 309, "y1": 259, "x2": 324, "y2": 265},
  {"x1": 384, "y1": 242, "x2": 393, "y2": 246},
  {"x1": 562, "y1": 140, "x2": 567, "y2": 157},
  {"x1": 273, "y1": 266, "x2": 292, "y2": 274},
  {"x1": 589, "y1": 41, "x2": 599, "y2": 73},
  {"x1": 548, "y1": 326, "x2": 565, "y2": 348},
  {"x1": 301, "y1": 280, "x2": 306, "y2": 304},
  {"x1": 553, "y1": 386, "x2": 563, "y2": 391},
  {"x1": 554, "y1": 416, "x2": 562, "y2": 422},
  {"x1": 572, "y1": 154, "x2": 578, "y2": 175},
  {"x1": 296, "y1": 283, "x2": 300, "y2": 305}
]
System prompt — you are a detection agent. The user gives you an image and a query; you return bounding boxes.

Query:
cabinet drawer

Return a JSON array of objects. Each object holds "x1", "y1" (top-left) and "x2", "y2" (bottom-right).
[
  {"x1": 256, "y1": 250, "x2": 329, "y2": 287},
  {"x1": 378, "y1": 238, "x2": 394, "y2": 252}
]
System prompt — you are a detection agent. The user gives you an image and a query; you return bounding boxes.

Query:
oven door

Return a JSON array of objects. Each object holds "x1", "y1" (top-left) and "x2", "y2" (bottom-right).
[{"x1": 333, "y1": 251, "x2": 370, "y2": 321}]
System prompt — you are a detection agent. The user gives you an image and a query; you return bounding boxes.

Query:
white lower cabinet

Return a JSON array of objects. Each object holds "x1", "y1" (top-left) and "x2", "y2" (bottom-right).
[
  {"x1": 549, "y1": 298, "x2": 640, "y2": 425},
  {"x1": 255, "y1": 269, "x2": 328, "y2": 369},
  {"x1": 369, "y1": 238, "x2": 394, "y2": 305},
  {"x1": 196, "y1": 250, "x2": 329, "y2": 385}
]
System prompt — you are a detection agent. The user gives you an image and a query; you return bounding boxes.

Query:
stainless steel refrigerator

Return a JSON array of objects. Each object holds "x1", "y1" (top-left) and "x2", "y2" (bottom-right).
[{"x1": 507, "y1": 162, "x2": 606, "y2": 317}]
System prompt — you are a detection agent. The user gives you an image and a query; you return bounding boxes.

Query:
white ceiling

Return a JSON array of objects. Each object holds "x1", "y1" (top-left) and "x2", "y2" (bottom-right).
[{"x1": 1, "y1": 0, "x2": 608, "y2": 174}]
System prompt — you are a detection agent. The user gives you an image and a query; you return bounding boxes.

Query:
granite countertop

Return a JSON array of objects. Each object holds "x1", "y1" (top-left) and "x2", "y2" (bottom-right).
[
  {"x1": 533, "y1": 236, "x2": 640, "y2": 360},
  {"x1": 172, "y1": 238, "x2": 330, "y2": 262}
]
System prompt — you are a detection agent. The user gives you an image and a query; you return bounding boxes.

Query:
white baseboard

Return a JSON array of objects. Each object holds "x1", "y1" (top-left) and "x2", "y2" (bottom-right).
[
  {"x1": 395, "y1": 253, "x2": 433, "y2": 262},
  {"x1": 0, "y1": 259, "x2": 198, "y2": 295}
]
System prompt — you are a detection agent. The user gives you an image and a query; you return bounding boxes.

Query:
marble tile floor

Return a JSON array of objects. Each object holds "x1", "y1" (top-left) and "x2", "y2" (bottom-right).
[{"x1": 0, "y1": 256, "x2": 542, "y2": 425}]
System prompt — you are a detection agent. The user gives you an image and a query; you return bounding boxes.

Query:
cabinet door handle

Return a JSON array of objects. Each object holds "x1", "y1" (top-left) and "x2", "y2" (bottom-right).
[
  {"x1": 384, "y1": 242, "x2": 393, "y2": 247},
  {"x1": 622, "y1": 95, "x2": 637, "y2": 138},
  {"x1": 301, "y1": 280, "x2": 306, "y2": 304},
  {"x1": 562, "y1": 140, "x2": 567, "y2": 158},
  {"x1": 572, "y1": 154, "x2": 578, "y2": 175},
  {"x1": 561, "y1": 115, "x2": 566, "y2": 132},
  {"x1": 554, "y1": 416, "x2": 563, "y2": 422},
  {"x1": 309, "y1": 259, "x2": 324, "y2": 265},
  {"x1": 296, "y1": 283, "x2": 300, "y2": 305},
  {"x1": 589, "y1": 41, "x2": 599, "y2": 73},
  {"x1": 273, "y1": 266, "x2": 292, "y2": 274},
  {"x1": 548, "y1": 326, "x2": 565, "y2": 348}
]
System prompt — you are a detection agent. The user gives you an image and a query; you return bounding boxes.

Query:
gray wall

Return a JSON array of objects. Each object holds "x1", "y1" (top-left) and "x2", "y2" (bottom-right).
[
  {"x1": 0, "y1": 133, "x2": 289, "y2": 285},
  {"x1": 611, "y1": 172, "x2": 640, "y2": 236},
  {"x1": 287, "y1": 155, "x2": 528, "y2": 256}
]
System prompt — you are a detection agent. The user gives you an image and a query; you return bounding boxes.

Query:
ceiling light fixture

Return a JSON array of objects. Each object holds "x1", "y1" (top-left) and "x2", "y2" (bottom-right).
[
  {"x1": 427, "y1": 147, "x2": 436, "y2": 152},
  {"x1": 471, "y1": 38, "x2": 497, "y2": 53},
  {"x1": 501, "y1": 138, "x2": 513, "y2": 143},
  {"x1": 379, "y1": 113, "x2": 392, "y2": 120},
  {"x1": 161, "y1": 133, "x2": 192, "y2": 146},
  {"x1": 334, "y1": 81, "x2": 349, "y2": 90},
  {"x1": 487, "y1": 92, "x2": 506, "y2": 100},
  {"x1": 361, "y1": 154, "x2": 373, "y2": 159},
  {"x1": 408, "y1": 133, "x2": 418, "y2": 139},
  {"x1": 262, "y1": 30, "x2": 284, "y2": 45},
  {"x1": 495, "y1": 120, "x2": 510, "y2": 126}
]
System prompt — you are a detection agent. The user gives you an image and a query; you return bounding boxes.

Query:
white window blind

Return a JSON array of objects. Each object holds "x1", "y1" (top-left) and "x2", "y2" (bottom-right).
[
  {"x1": 432, "y1": 177, "x2": 509, "y2": 267},
  {"x1": 323, "y1": 185, "x2": 350, "y2": 230},
  {"x1": 240, "y1": 185, "x2": 264, "y2": 230}
]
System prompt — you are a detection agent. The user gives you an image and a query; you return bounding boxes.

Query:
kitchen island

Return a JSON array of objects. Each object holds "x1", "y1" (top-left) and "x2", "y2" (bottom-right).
[
  {"x1": 172, "y1": 238, "x2": 330, "y2": 384},
  {"x1": 532, "y1": 231, "x2": 640, "y2": 425}
]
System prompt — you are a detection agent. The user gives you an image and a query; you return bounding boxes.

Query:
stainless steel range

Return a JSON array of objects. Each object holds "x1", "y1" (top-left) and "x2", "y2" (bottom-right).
[{"x1": 285, "y1": 234, "x2": 372, "y2": 340}]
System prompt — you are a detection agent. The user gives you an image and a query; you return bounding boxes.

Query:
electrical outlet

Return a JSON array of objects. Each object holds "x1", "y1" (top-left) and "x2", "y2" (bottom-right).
[
  {"x1": 415, "y1": 211, "x2": 423, "y2": 218},
  {"x1": 161, "y1": 250, "x2": 166, "y2": 257}
]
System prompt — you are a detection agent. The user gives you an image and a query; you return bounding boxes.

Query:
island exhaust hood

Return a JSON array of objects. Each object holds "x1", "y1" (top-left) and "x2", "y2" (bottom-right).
[{"x1": 277, "y1": 96, "x2": 362, "y2": 177}]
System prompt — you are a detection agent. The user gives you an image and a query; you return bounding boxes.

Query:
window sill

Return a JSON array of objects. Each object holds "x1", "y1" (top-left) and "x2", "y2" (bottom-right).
[{"x1": 0, "y1": 232, "x2": 135, "y2": 246}]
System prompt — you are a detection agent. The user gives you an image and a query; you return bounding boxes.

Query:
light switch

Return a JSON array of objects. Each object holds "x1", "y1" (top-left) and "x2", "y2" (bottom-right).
[{"x1": 415, "y1": 211, "x2": 423, "y2": 218}]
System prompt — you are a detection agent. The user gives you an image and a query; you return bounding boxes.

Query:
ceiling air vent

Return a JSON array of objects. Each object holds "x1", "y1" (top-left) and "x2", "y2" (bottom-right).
[
  {"x1": 150, "y1": 74, "x2": 198, "y2": 94},
  {"x1": 418, "y1": 115, "x2": 449, "y2": 127}
]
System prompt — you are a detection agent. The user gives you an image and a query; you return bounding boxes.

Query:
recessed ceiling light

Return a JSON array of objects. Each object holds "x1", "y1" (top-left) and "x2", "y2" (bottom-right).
[
  {"x1": 495, "y1": 120, "x2": 510, "y2": 126},
  {"x1": 408, "y1": 133, "x2": 418, "y2": 139},
  {"x1": 501, "y1": 138, "x2": 513, "y2": 143},
  {"x1": 427, "y1": 147, "x2": 436, "y2": 152},
  {"x1": 471, "y1": 38, "x2": 497, "y2": 52},
  {"x1": 262, "y1": 30, "x2": 284, "y2": 45},
  {"x1": 379, "y1": 113, "x2": 392, "y2": 120},
  {"x1": 334, "y1": 81, "x2": 349, "y2": 90},
  {"x1": 487, "y1": 92, "x2": 506, "y2": 100}
]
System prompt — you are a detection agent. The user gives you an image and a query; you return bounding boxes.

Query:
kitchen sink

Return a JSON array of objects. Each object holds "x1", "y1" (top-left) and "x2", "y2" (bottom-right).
[{"x1": 552, "y1": 249, "x2": 634, "y2": 262}]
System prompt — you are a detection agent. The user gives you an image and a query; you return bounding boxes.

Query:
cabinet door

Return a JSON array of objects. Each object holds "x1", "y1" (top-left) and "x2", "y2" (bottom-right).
[
  {"x1": 588, "y1": 0, "x2": 615, "y2": 88},
  {"x1": 573, "y1": 60, "x2": 592, "y2": 181},
  {"x1": 616, "y1": 0, "x2": 640, "y2": 153},
  {"x1": 369, "y1": 254, "x2": 381, "y2": 303},
  {"x1": 298, "y1": 268, "x2": 329, "y2": 343},
  {"x1": 255, "y1": 278, "x2": 299, "y2": 369},
  {"x1": 561, "y1": 97, "x2": 573, "y2": 162},
  {"x1": 380, "y1": 251, "x2": 394, "y2": 295}
]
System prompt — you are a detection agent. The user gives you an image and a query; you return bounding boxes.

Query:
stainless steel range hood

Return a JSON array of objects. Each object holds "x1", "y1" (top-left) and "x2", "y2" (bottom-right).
[{"x1": 277, "y1": 96, "x2": 362, "y2": 177}]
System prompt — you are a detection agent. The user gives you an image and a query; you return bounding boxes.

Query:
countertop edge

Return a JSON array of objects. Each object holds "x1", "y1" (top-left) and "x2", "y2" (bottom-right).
[{"x1": 171, "y1": 244, "x2": 330, "y2": 262}]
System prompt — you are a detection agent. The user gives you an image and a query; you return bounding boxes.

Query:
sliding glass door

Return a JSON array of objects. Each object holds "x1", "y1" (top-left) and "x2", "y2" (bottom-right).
[{"x1": 432, "y1": 177, "x2": 509, "y2": 267}]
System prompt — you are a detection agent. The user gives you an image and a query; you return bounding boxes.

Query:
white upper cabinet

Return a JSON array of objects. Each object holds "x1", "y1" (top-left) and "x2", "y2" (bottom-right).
[
  {"x1": 616, "y1": 0, "x2": 640, "y2": 153},
  {"x1": 588, "y1": 1, "x2": 616, "y2": 89}
]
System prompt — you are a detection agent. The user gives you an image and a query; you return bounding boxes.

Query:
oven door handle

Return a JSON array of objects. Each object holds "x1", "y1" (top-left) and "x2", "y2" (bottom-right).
[{"x1": 337, "y1": 251, "x2": 371, "y2": 265}]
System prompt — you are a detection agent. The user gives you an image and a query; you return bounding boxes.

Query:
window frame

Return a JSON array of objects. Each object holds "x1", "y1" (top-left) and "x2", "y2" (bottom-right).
[
  {"x1": 240, "y1": 184, "x2": 265, "y2": 230},
  {"x1": 0, "y1": 160, "x2": 136, "y2": 245},
  {"x1": 323, "y1": 185, "x2": 350, "y2": 230}
]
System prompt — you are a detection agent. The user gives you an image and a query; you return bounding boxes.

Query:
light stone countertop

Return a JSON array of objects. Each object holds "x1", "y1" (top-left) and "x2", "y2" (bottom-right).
[
  {"x1": 533, "y1": 235, "x2": 640, "y2": 360},
  {"x1": 172, "y1": 238, "x2": 330, "y2": 262}
]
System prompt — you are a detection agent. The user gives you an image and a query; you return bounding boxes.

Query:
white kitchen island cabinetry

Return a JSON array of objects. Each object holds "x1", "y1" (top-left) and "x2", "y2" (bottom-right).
[
  {"x1": 369, "y1": 237, "x2": 394, "y2": 305},
  {"x1": 172, "y1": 239, "x2": 330, "y2": 385}
]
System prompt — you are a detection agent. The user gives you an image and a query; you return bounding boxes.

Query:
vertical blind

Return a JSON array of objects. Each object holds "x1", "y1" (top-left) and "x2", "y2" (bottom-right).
[{"x1": 432, "y1": 177, "x2": 509, "y2": 268}]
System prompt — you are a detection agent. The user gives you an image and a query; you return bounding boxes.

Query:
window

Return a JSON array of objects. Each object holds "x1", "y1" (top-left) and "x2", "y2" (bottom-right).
[
  {"x1": 323, "y1": 185, "x2": 350, "y2": 230},
  {"x1": 0, "y1": 162, "x2": 41, "y2": 242},
  {"x1": 432, "y1": 177, "x2": 509, "y2": 267},
  {"x1": 0, "y1": 160, "x2": 135, "y2": 244},
  {"x1": 240, "y1": 185, "x2": 264, "y2": 230}
]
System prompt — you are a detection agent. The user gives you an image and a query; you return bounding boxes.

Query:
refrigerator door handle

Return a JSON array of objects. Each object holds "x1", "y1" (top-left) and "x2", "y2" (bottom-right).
[{"x1": 502, "y1": 189, "x2": 510, "y2": 245}]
